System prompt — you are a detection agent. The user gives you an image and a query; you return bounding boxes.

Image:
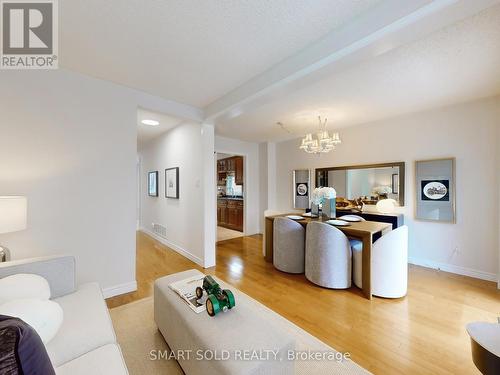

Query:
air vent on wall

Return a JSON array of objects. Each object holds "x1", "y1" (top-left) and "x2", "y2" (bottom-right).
[{"x1": 152, "y1": 223, "x2": 167, "y2": 238}]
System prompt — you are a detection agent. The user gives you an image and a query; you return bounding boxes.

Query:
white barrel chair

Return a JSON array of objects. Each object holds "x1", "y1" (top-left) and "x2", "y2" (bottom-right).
[
  {"x1": 273, "y1": 217, "x2": 305, "y2": 273},
  {"x1": 352, "y1": 225, "x2": 408, "y2": 298},
  {"x1": 305, "y1": 222, "x2": 352, "y2": 289}
]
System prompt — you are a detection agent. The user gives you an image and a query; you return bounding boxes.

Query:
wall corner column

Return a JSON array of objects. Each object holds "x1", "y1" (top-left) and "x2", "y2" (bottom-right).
[
  {"x1": 267, "y1": 142, "x2": 277, "y2": 210},
  {"x1": 201, "y1": 123, "x2": 216, "y2": 268}
]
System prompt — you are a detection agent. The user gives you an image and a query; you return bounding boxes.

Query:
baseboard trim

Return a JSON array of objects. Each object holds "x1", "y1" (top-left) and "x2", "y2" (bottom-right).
[
  {"x1": 408, "y1": 257, "x2": 498, "y2": 283},
  {"x1": 140, "y1": 227, "x2": 205, "y2": 268},
  {"x1": 102, "y1": 281, "x2": 137, "y2": 299}
]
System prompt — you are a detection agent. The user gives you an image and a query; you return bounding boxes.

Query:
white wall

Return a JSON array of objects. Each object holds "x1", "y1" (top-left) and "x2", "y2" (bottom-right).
[
  {"x1": 274, "y1": 96, "x2": 500, "y2": 282},
  {"x1": 0, "y1": 69, "x2": 203, "y2": 297},
  {"x1": 497, "y1": 115, "x2": 500, "y2": 288},
  {"x1": 258, "y1": 143, "x2": 269, "y2": 232},
  {"x1": 140, "y1": 122, "x2": 210, "y2": 266},
  {"x1": 215, "y1": 136, "x2": 261, "y2": 234},
  {"x1": 201, "y1": 124, "x2": 216, "y2": 268}
]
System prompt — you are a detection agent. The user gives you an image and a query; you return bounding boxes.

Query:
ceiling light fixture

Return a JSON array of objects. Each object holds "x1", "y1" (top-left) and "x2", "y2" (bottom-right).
[
  {"x1": 141, "y1": 119, "x2": 160, "y2": 126},
  {"x1": 299, "y1": 116, "x2": 341, "y2": 154}
]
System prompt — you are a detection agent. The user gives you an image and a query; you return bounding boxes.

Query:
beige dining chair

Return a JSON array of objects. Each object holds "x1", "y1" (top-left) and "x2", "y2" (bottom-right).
[
  {"x1": 305, "y1": 222, "x2": 352, "y2": 289},
  {"x1": 273, "y1": 217, "x2": 305, "y2": 273},
  {"x1": 352, "y1": 225, "x2": 408, "y2": 298}
]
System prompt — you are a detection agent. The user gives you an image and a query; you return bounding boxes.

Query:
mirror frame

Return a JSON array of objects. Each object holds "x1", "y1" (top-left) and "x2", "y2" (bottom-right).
[{"x1": 315, "y1": 161, "x2": 405, "y2": 206}]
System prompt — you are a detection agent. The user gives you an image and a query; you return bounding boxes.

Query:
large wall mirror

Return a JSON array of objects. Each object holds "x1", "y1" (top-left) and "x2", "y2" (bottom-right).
[{"x1": 315, "y1": 162, "x2": 405, "y2": 206}]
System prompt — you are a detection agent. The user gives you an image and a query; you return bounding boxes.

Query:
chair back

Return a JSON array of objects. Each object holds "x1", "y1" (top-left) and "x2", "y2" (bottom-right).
[
  {"x1": 372, "y1": 225, "x2": 408, "y2": 298},
  {"x1": 273, "y1": 218, "x2": 305, "y2": 273},
  {"x1": 305, "y1": 222, "x2": 351, "y2": 288}
]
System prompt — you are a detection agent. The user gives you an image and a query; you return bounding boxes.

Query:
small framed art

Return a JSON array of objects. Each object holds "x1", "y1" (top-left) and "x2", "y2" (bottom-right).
[
  {"x1": 165, "y1": 167, "x2": 179, "y2": 199},
  {"x1": 148, "y1": 171, "x2": 158, "y2": 197}
]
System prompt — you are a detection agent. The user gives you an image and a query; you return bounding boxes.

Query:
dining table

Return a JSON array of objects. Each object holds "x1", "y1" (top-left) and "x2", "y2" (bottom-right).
[{"x1": 264, "y1": 213, "x2": 392, "y2": 300}]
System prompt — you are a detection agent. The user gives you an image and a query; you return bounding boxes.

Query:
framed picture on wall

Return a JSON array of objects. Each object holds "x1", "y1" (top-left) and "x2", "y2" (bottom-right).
[
  {"x1": 414, "y1": 158, "x2": 455, "y2": 223},
  {"x1": 165, "y1": 167, "x2": 179, "y2": 199},
  {"x1": 148, "y1": 171, "x2": 158, "y2": 197},
  {"x1": 293, "y1": 169, "x2": 311, "y2": 209}
]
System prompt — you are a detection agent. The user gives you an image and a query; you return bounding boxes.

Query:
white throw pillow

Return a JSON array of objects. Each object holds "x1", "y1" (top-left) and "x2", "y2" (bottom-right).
[
  {"x1": 0, "y1": 299, "x2": 63, "y2": 344},
  {"x1": 0, "y1": 274, "x2": 51, "y2": 305}
]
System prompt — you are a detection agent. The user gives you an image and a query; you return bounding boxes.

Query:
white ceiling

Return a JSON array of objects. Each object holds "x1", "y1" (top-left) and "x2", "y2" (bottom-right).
[
  {"x1": 59, "y1": 1, "x2": 500, "y2": 145},
  {"x1": 137, "y1": 108, "x2": 183, "y2": 150},
  {"x1": 215, "y1": 3, "x2": 500, "y2": 142},
  {"x1": 60, "y1": 0, "x2": 380, "y2": 108}
]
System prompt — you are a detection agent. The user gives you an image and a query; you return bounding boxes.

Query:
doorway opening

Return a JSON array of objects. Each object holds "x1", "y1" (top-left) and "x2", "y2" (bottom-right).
[{"x1": 216, "y1": 152, "x2": 244, "y2": 242}]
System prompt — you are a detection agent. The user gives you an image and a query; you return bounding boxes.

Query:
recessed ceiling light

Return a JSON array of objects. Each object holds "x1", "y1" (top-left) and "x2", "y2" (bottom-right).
[{"x1": 141, "y1": 119, "x2": 159, "y2": 126}]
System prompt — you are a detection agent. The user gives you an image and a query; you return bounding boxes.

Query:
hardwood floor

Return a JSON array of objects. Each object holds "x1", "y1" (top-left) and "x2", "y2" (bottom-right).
[{"x1": 107, "y1": 231, "x2": 499, "y2": 374}]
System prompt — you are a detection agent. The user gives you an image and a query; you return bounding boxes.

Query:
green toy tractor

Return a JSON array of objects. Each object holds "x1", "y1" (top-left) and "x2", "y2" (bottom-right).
[{"x1": 196, "y1": 276, "x2": 235, "y2": 317}]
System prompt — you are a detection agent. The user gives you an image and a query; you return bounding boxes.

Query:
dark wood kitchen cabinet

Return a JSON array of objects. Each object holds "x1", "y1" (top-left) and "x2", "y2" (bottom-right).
[
  {"x1": 226, "y1": 158, "x2": 235, "y2": 173},
  {"x1": 227, "y1": 208, "x2": 238, "y2": 228},
  {"x1": 234, "y1": 156, "x2": 243, "y2": 185},
  {"x1": 217, "y1": 160, "x2": 227, "y2": 173},
  {"x1": 218, "y1": 157, "x2": 243, "y2": 176},
  {"x1": 236, "y1": 201, "x2": 243, "y2": 229},
  {"x1": 217, "y1": 198, "x2": 243, "y2": 232},
  {"x1": 217, "y1": 200, "x2": 227, "y2": 225},
  {"x1": 217, "y1": 156, "x2": 244, "y2": 186}
]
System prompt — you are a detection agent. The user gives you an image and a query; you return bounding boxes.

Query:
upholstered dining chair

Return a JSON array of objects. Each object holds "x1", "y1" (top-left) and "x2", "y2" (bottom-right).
[
  {"x1": 273, "y1": 217, "x2": 305, "y2": 273},
  {"x1": 305, "y1": 222, "x2": 352, "y2": 289},
  {"x1": 337, "y1": 215, "x2": 366, "y2": 288},
  {"x1": 352, "y1": 225, "x2": 409, "y2": 298}
]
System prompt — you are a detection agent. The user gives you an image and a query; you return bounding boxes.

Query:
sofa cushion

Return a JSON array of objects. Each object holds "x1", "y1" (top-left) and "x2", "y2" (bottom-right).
[
  {"x1": 55, "y1": 344, "x2": 128, "y2": 375},
  {"x1": 0, "y1": 299, "x2": 63, "y2": 344},
  {"x1": 0, "y1": 274, "x2": 51, "y2": 304},
  {"x1": 47, "y1": 283, "x2": 116, "y2": 367}
]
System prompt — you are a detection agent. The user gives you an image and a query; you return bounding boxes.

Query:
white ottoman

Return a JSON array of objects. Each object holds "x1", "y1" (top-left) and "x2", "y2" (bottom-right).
[{"x1": 154, "y1": 269, "x2": 295, "y2": 375}]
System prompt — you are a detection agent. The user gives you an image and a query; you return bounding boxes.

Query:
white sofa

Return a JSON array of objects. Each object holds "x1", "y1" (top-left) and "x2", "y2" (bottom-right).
[{"x1": 0, "y1": 255, "x2": 128, "y2": 374}]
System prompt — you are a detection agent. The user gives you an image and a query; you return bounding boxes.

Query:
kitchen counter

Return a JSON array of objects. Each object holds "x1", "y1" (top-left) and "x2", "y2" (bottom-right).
[{"x1": 217, "y1": 196, "x2": 244, "y2": 201}]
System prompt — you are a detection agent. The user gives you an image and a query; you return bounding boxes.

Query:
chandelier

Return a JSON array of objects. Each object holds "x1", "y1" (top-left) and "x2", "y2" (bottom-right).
[{"x1": 299, "y1": 116, "x2": 341, "y2": 154}]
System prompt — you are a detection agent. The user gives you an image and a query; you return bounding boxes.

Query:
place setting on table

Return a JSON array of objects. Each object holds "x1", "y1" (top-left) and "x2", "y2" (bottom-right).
[
  {"x1": 285, "y1": 215, "x2": 353, "y2": 227},
  {"x1": 286, "y1": 187, "x2": 364, "y2": 227},
  {"x1": 325, "y1": 214, "x2": 365, "y2": 227}
]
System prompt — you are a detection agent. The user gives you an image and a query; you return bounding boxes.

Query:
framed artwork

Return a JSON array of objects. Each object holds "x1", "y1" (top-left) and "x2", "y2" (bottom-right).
[
  {"x1": 414, "y1": 158, "x2": 455, "y2": 223},
  {"x1": 165, "y1": 167, "x2": 179, "y2": 199},
  {"x1": 392, "y1": 173, "x2": 399, "y2": 194},
  {"x1": 296, "y1": 183, "x2": 308, "y2": 197},
  {"x1": 292, "y1": 169, "x2": 310, "y2": 209},
  {"x1": 148, "y1": 171, "x2": 158, "y2": 197}
]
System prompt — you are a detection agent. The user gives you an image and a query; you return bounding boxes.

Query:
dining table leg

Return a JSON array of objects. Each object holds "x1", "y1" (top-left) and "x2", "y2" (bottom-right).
[
  {"x1": 264, "y1": 217, "x2": 274, "y2": 263},
  {"x1": 361, "y1": 233, "x2": 373, "y2": 300}
]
